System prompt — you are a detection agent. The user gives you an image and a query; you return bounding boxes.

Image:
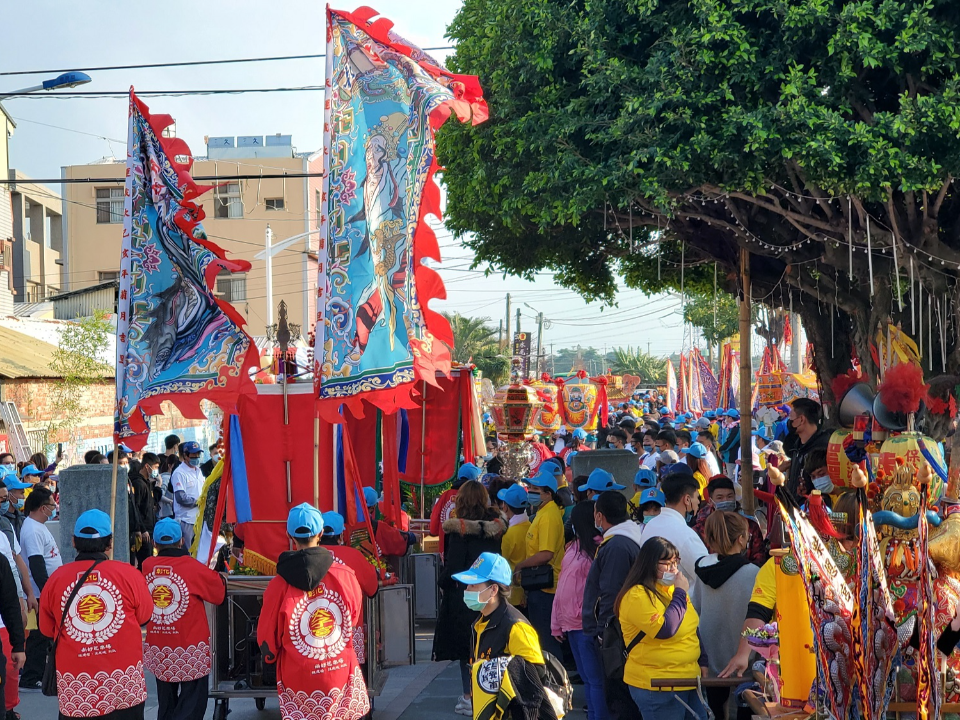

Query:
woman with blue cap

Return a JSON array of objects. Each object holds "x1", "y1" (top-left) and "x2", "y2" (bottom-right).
[{"x1": 38, "y1": 508, "x2": 154, "y2": 719}]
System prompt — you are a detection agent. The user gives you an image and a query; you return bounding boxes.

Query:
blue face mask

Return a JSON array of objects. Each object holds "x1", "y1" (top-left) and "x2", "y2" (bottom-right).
[
  {"x1": 188, "y1": 458, "x2": 201, "y2": 468},
  {"x1": 0, "y1": 501, "x2": 8, "y2": 514},
  {"x1": 14, "y1": 499, "x2": 24, "y2": 510},
  {"x1": 714, "y1": 500, "x2": 737, "y2": 513},
  {"x1": 526, "y1": 491, "x2": 542, "y2": 507},
  {"x1": 463, "y1": 587, "x2": 492, "y2": 611}
]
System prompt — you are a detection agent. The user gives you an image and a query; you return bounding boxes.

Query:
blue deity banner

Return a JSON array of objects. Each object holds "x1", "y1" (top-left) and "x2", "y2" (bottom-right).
[
  {"x1": 314, "y1": 6, "x2": 487, "y2": 420},
  {"x1": 116, "y1": 91, "x2": 258, "y2": 449}
]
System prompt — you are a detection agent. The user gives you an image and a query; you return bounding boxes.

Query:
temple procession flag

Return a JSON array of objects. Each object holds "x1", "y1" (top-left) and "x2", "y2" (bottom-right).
[
  {"x1": 115, "y1": 90, "x2": 258, "y2": 450},
  {"x1": 314, "y1": 6, "x2": 488, "y2": 420},
  {"x1": 665, "y1": 358, "x2": 677, "y2": 413},
  {"x1": 694, "y1": 348, "x2": 719, "y2": 410}
]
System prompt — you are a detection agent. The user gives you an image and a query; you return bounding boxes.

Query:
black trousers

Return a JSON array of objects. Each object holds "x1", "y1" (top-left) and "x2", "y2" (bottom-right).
[
  {"x1": 21, "y1": 629, "x2": 50, "y2": 685},
  {"x1": 60, "y1": 702, "x2": 145, "y2": 720},
  {"x1": 605, "y1": 674, "x2": 643, "y2": 720},
  {"x1": 156, "y1": 676, "x2": 208, "y2": 720}
]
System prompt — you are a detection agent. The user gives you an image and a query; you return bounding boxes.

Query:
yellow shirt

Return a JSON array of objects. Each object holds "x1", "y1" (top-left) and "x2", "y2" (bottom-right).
[
  {"x1": 525, "y1": 501, "x2": 565, "y2": 594},
  {"x1": 474, "y1": 613, "x2": 545, "y2": 666},
  {"x1": 693, "y1": 471, "x2": 707, "y2": 498},
  {"x1": 502, "y1": 518, "x2": 531, "y2": 606},
  {"x1": 751, "y1": 558, "x2": 777, "y2": 610},
  {"x1": 619, "y1": 585, "x2": 701, "y2": 690}
]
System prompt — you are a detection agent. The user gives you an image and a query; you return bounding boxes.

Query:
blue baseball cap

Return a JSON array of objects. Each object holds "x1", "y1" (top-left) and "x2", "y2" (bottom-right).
[
  {"x1": 658, "y1": 406, "x2": 668, "y2": 414},
  {"x1": 2, "y1": 477, "x2": 31, "y2": 490},
  {"x1": 20, "y1": 465, "x2": 43, "y2": 478},
  {"x1": 287, "y1": 502, "x2": 324, "y2": 538},
  {"x1": 497, "y1": 484, "x2": 529, "y2": 509},
  {"x1": 682, "y1": 442, "x2": 708, "y2": 459},
  {"x1": 704, "y1": 410, "x2": 716, "y2": 419},
  {"x1": 542, "y1": 459, "x2": 563, "y2": 478},
  {"x1": 573, "y1": 428, "x2": 587, "y2": 440},
  {"x1": 752, "y1": 429, "x2": 771, "y2": 442},
  {"x1": 633, "y1": 468, "x2": 657, "y2": 488},
  {"x1": 662, "y1": 462, "x2": 695, "y2": 478},
  {"x1": 181, "y1": 441, "x2": 201, "y2": 455},
  {"x1": 75, "y1": 509, "x2": 112, "y2": 539},
  {"x1": 153, "y1": 517, "x2": 183, "y2": 544},
  {"x1": 528, "y1": 468, "x2": 558, "y2": 493},
  {"x1": 724, "y1": 409, "x2": 740, "y2": 419},
  {"x1": 322, "y1": 511, "x2": 346, "y2": 536},
  {"x1": 638, "y1": 487, "x2": 666, "y2": 507},
  {"x1": 457, "y1": 463, "x2": 481, "y2": 482},
  {"x1": 119, "y1": 444, "x2": 133, "y2": 453},
  {"x1": 482, "y1": 413, "x2": 492, "y2": 423},
  {"x1": 578, "y1": 468, "x2": 625, "y2": 493},
  {"x1": 452, "y1": 552, "x2": 513, "y2": 586},
  {"x1": 362, "y1": 486, "x2": 382, "y2": 507}
]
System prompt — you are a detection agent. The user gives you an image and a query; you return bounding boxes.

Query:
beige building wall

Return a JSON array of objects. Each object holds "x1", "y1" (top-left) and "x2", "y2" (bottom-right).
[
  {"x1": 63, "y1": 153, "x2": 322, "y2": 338},
  {"x1": 0, "y1": 106, "x2": 16, "y2": 315}
]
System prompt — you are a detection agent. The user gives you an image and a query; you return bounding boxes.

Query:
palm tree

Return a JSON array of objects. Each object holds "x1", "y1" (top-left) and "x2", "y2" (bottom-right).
[
  {"x1": 610, "y1": 346, "x2": 667, "y2": 383},
  {"x1": 442, "y1": 312, "x2": 509, "y2": 384}
]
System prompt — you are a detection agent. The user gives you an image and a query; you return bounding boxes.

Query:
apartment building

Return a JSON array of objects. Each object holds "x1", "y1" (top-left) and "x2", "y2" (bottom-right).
[
  {"x1": 62, "y1": 133, "x2": 322, "y2": 338},
  {"x1": 0, "y1": 104, "x2": 16, "y2": 315},
  {"x1": 9, "y1": 169, "x2": 64, "y2": 303}
]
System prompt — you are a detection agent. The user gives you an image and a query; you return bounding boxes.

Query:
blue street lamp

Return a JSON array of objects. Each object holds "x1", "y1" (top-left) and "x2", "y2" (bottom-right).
[{"x1": 1, "y1": 71, "x2": 92, "y2": 97}]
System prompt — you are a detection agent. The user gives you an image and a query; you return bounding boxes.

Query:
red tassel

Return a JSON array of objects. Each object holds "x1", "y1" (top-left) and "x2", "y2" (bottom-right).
[
  {"x1": 807, "y1": 492, "x2": 845, "y2": 539},
  {"x1": 878, "y1": 362, "x2": 927, "y2": 415},
  {"x1": 830, "y1": 368, "x2": 863, "y2": 403}
]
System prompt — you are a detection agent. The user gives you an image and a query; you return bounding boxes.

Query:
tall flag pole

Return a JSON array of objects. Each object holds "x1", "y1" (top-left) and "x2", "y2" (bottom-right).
[
  {"x1": 314, "y1": 6, "x2": 487, "y2": 421},
  {"x1": 116, "y1": 90, "x2": 258, "y2": 451}
]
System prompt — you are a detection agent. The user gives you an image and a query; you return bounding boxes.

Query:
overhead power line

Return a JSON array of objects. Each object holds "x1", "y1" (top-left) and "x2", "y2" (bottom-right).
[
  {"x1": 0, "y1": 48, "x2": 455, "y2": 77},
  {"x1": 0, "y1": 87, "x2": 324, "y2": 99},
  {"x1": 7, "y1": 173, "x2": 325, "y2": 184}
]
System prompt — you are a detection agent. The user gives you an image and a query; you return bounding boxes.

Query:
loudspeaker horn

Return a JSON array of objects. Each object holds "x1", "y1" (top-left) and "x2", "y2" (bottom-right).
[
  {"x1": 838, "y1": 382, "x2": 876, "y2": 429},
  {"x1": 872, "y1": 392, "x2": 924, "y2": 432}
]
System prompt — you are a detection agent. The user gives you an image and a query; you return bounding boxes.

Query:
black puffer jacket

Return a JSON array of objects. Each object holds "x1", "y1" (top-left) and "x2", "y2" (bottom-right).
[{"x1": 432, "y1": 512, "x2": 506, "y2": 662}]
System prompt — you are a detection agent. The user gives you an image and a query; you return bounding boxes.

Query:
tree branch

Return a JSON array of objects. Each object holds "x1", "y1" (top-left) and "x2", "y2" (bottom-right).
[{"x1": 932, "y1": 177, "x2": 953, "y2": 217}]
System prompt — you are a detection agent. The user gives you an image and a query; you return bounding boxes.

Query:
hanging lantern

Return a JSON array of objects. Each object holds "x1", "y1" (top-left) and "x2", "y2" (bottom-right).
[
  {"x1": 491, "y1": 383, "x2": 543, "y2": 443},
  {"x1": 561, "y1": 374, "x2": 600, "y2": 432},
  {"x1": 878, "y1": 432, "x2": 945, "y2": 503},
  {"x1": 531, "y1": 378, "x2": 561, "y2": 433},
  {"x1": 826, "y1": 429, "x2": 862, "y2": 487}
]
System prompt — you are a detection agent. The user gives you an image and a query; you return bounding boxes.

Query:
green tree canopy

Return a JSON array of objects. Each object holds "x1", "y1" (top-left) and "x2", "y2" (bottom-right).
[
  {"x1": 443, "y1": 312, "x2": 509, "y2": 384},
  {"x1": 439, "y1": 0, "x2": 960, "y2": 401},
  {"x1": 682, "y1": 290, "x2": 742, "y2": 348},
  {"x1": 609, "y1": 347, "x2": 667, "y2": 383}
]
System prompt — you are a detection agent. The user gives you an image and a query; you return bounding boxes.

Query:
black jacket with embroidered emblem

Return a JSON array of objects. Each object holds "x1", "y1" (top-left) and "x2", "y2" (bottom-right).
[
  {"x1": 431, "y1": 512, "x2": 506, "y2": 662},
  {"x1": 471, "y1": 598, "x2": 533, "y2": 664}
]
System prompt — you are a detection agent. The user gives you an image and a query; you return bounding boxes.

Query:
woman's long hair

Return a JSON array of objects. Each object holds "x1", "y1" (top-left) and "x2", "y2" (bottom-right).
[
  {"x1": 454, "y1": 480, "x2": 490, "y2": 521},
  {"x1": 568, "y1": 500, "x2": 599, "y2": 559},
  {"x1": 703, "y1": 510, "x2": 748, "y2": 556},
  {"x1": 686, "y1": 453, "x2": 710, "y2": 478},
  {"x1": 614, "y1": 536, "x2": 679, "y2": 613}
]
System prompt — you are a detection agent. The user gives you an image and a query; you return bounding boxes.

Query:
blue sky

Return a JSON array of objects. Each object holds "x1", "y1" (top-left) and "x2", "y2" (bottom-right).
[{"x1": 2, "y1": 0, "x2": 687, "y2": 355}]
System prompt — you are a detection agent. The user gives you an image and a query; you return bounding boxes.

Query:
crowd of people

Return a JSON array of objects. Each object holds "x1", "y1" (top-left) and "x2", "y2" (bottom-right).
[{"x1": 429, "y1": 394, "x2": 844, "y2": 720}]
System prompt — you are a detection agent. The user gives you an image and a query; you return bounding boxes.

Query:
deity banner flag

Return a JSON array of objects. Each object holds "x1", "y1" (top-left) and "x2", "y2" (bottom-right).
[
  {"x1": 314, "y1": 6, "x2": 488, "y2": 420},
  {"x1": 665, "y1": 359, "x2": 677, "y2": 413},
  {"x1": 695, "y1": 348, "x2": 719, "y2": 410},
  {"x1": 116, "y1": 91, "x2": 258, "y2": 450}
]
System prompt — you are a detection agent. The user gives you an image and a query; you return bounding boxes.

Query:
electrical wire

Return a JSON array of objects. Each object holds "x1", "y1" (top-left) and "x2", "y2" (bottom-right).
[
  {"x1": 0, "y1": 48, "x2": 455, "y2": 76},
  {"x1": 1, "y1": 87, "x2": 324, "y2": 99}
]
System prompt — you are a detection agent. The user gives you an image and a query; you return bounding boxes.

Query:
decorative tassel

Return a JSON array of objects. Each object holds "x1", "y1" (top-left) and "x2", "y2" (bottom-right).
[
  {"x1": 867, "y1": 217, "x2": 874, "y2": 296},
  {"x1": 808, "y1": 491, "x2": 845, "y2": 539},
  {"x1": 892, "y1": 231, "x2": 902, "y2": 311},
  {"x1": 242, "y1": 548, "x2": 278, "y2": 576},
  {"x1": 919, "y1": 285, "x2": 924, "y2": 362},
  {"x1": 848, "y1": 197, "x2": 853, "y2": 281},
  {"x1": 910, "y1": 256, "x2": 915, "y2": 333},
  {"x1": 929, "y1": 289, "x2": 933, "y2": 372}
]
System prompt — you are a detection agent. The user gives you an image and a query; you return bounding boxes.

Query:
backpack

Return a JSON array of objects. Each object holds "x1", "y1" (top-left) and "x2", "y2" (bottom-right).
[
  {"x1": 600, "y1": 616, "x2": 645, "y2": 681},
  {"x1": 541, "y1": 651, "x2": 573, "y2": 716}
]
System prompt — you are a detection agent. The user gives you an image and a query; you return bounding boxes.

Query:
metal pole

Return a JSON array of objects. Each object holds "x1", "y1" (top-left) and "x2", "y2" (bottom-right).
[
  {"x1": 265, "y1": 224, "x2": 274, "y2": 334},
  {"x1": 505, "y1": 293, "x2": 511, "y2": 349},
  {"x1": 739, "y1": 248, "x2": 755, "y2": 516},
  {"x1": 536, "y1": 312, "x2": 544, "y2": 375},
  {"x1": 420, "y1": 381, "x2": 427, "y2": 519},
  {"x1": 313, "y1": 415, "x2": 320, "y2": 508},
  {"x1": 108, "y1": 442, "x2": 119, "y2": 560}
]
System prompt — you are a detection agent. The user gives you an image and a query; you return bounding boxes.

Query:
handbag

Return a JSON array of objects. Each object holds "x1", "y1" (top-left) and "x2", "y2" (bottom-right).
[
  {"x1": 600, "y1": 616, "x2": 645, "y2": 681},
  {"x1": 42, "y1": 559, "x2": 103, "y2": 696},
  {"x1": 519, "y1": 564, "x2": 553, "y2": 591}
]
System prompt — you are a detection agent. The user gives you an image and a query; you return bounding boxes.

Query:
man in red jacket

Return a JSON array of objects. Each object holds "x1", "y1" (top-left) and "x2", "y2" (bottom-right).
[
  {"x1": 39, "y1": 509, "x2": 153, "y2": 720},
  {"x1": 143, "y1": 518, "x2": 227, "y2": 720},
  {"x1": 258, "y1": 503, "x2": 369, "y2": 720}
]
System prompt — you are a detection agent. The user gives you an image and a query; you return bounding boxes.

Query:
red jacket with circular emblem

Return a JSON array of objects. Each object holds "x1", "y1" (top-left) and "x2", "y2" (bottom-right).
[
  {"x1": 142, "y1": 548, "x2": 227, "y2": 682},
  {"x1": 39, "y1": 553, "x2": 153, "y2": 718}
]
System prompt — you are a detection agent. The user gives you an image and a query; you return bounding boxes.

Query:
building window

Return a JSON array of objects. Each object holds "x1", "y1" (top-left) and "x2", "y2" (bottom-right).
[
  {"x1": 215, "y1": 183, "x2": 243, "y2": 219},
  {"x1": 98, "y1": 270, "x2": 120, "y2": 283},
  {"x1": 24, "y1": 281, "x2": 43, "y2": 303},
  {"x1": 265, "y1": 198, "x2": 285, "y2": 211},
  {"x1": 96, "y1": 188, "x2": 124, "y2": 224},
  {"x1": 315, "y1": 190, "x2": 321, "y2": 228},
  {"x1": 46, "y1": 286, "x2": 60, "y2": 298},
  {"x1": 216, "y1": 270, "x2": 246, "y2": 302}
]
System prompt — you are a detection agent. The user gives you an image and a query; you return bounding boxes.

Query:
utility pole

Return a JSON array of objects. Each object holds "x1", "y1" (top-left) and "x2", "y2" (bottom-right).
[
  {"x1": 739, "y1": 247, "x2": 755, "y2": 516},
  {"x1": 516, "y1": 307, "x2": 521, "y2": 335},
  {"x1": 550, "y1": 343, "x2": 555, "y2": 375},
  {"x1": 647, "y1": 341, "x2": 651, "y2": 355},
  {"x1": 498, "y1": 319, "x2": 503, "y2": 347},
  {"x1": 504, "y1": 293, "x2": 511, "y2": 349},
  {"x1": 536, "y1": 312, "x2": 544, "y2": 376},
  {"x1": 265, "y1": 224, "x2": 274, "y2": 336}
]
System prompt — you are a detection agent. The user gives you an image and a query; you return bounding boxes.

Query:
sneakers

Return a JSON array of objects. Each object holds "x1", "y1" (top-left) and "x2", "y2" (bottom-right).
[
  {"x1": 18, "y1": 680, "x2": 41, "y2": 692},
  {"x1": 454, "y1": 695, "x2": 472, "y2": 716}
]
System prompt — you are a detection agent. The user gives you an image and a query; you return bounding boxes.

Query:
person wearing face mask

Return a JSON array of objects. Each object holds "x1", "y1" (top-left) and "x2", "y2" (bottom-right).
[
  {"x1": 618, "y1": 537, "x2": 709, "y2": 720},
  {"x1": 171, "y1": 441, "x2": 205, "y2": 551},
  {"x1": 641, "y1": 471, "x2": 708, "y2": 589},
  {"x1": 636, "y1": 487, "x2": 665, "y2": 524},
  {"x1": 483, "y1": 437, "x2": 504, "y2": 475},
  {"x1": 131, "y1": 452, "x2": 161, "y2": 569},
  {"x1": 692, "y1": 512, "x2": 759, "y2": 720},
  {"x1": 18, "y1": 486, "x2": 61, "y2": 692},
  {"x1": 496, "y1": 484, "x2": 531, "y2": 608},
  {"x1": 629, "y1": 468, "x2": 657, "y2": 514},
  {"x1": 606, "y1": 428, "x2": 629, "y2": 451},
  {"x1": 785, "y1": 398, "x2": 831, "y2": 498},
  {"x1": 200, "y1": 443, "x2": 220, "y2": 477},
  {"x1": 0, "y1": 456, "x2": 15, "y2": 480},
  {"x1": 432, "y1": 481, "x2": 506, "y2": 716},
  {"x1": 583, "y1": 491, "x2": 644, "y2": 720},
  {"x1": 691, "y1": 476, "x2": 767, "y2": 566}
]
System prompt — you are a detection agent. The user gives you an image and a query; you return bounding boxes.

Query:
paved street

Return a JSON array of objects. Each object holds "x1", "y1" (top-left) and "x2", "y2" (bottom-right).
[{"x1": 15, "y1": 622, "x2": 588, "y2": 720}]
